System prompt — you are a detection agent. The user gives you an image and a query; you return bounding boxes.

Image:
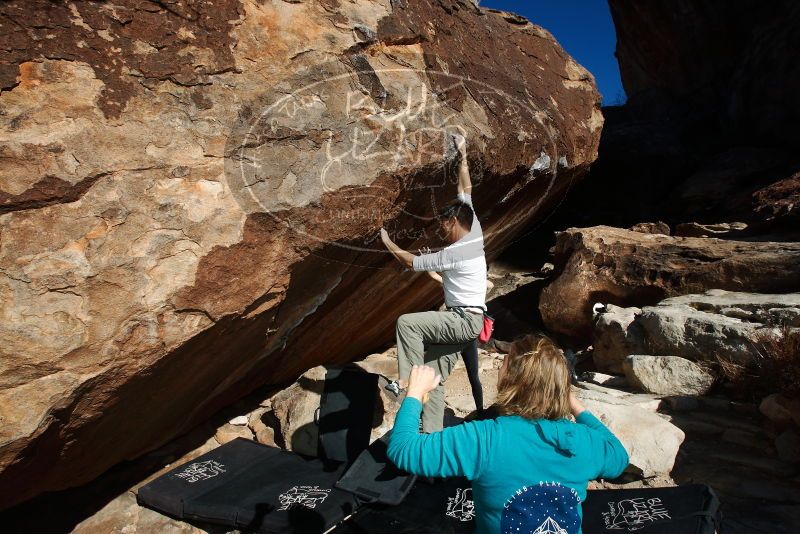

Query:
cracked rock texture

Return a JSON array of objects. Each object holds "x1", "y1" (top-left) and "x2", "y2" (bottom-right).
[
  {"x1": 0, "y1": 0, "x2": 603, "y2": 508},
  {"x1": 623, "y1": 355, "x2": 715, "y2": 396},
  {"x1": 593, "y1": 290, "x2": 800, "y2": 374},
  {"x1": 539, "y1": 226, "x2": 800, "y2": 342},
  {"x1": 574, "y1": 384, "x2": 684, "y2": 478}
]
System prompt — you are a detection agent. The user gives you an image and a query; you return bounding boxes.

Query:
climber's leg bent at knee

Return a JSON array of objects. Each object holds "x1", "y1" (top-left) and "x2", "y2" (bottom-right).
[{"x1": 395, "y1": 309, "x2": 481, "y2": 388}]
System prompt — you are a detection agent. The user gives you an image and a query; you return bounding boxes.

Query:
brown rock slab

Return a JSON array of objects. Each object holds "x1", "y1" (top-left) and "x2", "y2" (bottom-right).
[
  {"x1": 753, "y1": 172, "x2": 800, "y2": 221},
  {"x1": 539, "y1": 226, "x2": 800, "y2": 342}
]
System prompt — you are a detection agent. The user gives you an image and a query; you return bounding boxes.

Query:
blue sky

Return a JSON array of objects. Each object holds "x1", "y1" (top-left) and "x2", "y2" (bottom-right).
[{"x1": 479, "y1": 0, "x2": 625, "y2": 104}]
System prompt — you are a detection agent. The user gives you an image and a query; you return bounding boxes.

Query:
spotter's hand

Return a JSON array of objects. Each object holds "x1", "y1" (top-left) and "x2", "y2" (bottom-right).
[{"x1": 406, "y1": 365, "x2": 441, "y2": 402}]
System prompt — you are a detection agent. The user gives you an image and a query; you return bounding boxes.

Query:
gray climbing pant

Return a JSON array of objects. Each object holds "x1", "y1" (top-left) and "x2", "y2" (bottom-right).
[{"x1": 395, "y1": 309, "x2": 484, "y2": 432}]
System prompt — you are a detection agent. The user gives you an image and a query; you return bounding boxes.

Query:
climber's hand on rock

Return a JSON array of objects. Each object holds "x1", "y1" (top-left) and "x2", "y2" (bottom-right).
[
  {"x1": 569, "y1": 392, "x2": 586, "y2": 417},
  {"x1": 452, "y1": 133, "x2": 467, "y2": 154},
  {"x1": 406, "y1": 365, "x2": 441, "y2": 402}
]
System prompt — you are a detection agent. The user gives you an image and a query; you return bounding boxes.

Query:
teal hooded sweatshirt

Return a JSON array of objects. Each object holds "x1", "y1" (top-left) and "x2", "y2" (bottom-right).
[{"x1": 387, "y1": 397, "x2": 629, "y2": 533}]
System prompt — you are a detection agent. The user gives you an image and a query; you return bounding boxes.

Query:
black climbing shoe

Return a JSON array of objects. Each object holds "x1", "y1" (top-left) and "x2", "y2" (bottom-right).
[{"x1": 384, "y1": 380, "x2": 405, "y2": 398}]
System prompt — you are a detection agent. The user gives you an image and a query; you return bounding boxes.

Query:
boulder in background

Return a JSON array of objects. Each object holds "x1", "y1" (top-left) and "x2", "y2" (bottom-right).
[
  {"x1": 623, "y1": 355, "x2": 715, "y2": 396},
  {"x1": 539, "y1": 226, "x2": 800, "y2": 343}
]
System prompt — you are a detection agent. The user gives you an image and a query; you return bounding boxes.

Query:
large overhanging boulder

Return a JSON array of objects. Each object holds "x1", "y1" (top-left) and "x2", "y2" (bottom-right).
[
  {"x1": 539, "y1": 226, "x2": 800, "y2": 343},
  {"x1": 0, "y1": 0, "x2": 603, "y2": 508}
]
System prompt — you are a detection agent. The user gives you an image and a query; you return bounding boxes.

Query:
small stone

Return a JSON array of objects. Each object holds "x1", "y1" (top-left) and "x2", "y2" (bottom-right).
[
  {"x1": 759, "y1": 394, "x2": 794, "y2": 428},
  {"x1": 623, "y1": 355, "x2": 715, "y2": 396},
  {"x1": 228, "y1": 415, "x2": 249, "y2": 426},
  {"x1": 353, "y1": 24, "x2": 377, "y2": 43},
  {"x1": 171, "y1": 165, "x2": 190, "y2": 177},
  {"x1": 215, "y1": 424, "x2": 254, "y2": 445}
]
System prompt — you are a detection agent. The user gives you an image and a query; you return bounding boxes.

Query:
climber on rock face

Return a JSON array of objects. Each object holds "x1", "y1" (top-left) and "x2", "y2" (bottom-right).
[{"x1": 380, "y1": 133, "x2": 487, "y2": 432}]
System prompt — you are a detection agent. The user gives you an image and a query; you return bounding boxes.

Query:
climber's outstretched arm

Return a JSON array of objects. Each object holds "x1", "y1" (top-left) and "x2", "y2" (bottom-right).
[
  {"x1": 427, "y1": 271, "x2": 443, "y2": 283},
  {"x1": 381, "y1": 228, "x2": 414, "y2": 269},
  {"x1": 453, "y1": 134, "x2": 471, "y2": 196}
]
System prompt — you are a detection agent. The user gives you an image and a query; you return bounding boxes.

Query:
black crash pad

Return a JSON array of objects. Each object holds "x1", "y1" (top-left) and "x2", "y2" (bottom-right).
[
  {"x1": 137, "y1": 438, "x2": 358, "y2": 533},
  {"x1": 335, "y1": 433, "x2": 416, "y2": 506},
  {"x1": 333, "y1": 482, "x2": 722, "y2": 534},
  {"x1": 334, "y1": 477, "x2": 475, "y2": 534},
  {"x1": 581, "y1": 484, "x2": 721, "y2": 534}
]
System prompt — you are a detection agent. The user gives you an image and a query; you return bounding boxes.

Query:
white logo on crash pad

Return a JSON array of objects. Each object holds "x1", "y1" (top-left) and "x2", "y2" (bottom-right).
[
  {"x1": 174, "y1": 460, "x2": 226, "y2": 483},
  {"x1": 602, "y1": 497, "x2": 671, "y2": 530},
  {"x1": 278, "y1": 485, "x2": 331, "y2": 511}
]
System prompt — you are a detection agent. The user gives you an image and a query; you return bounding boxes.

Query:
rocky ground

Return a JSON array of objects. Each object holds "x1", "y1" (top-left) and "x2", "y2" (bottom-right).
[{"x1": 6, "y1": 322, "x2": 797, "y2": 532}]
